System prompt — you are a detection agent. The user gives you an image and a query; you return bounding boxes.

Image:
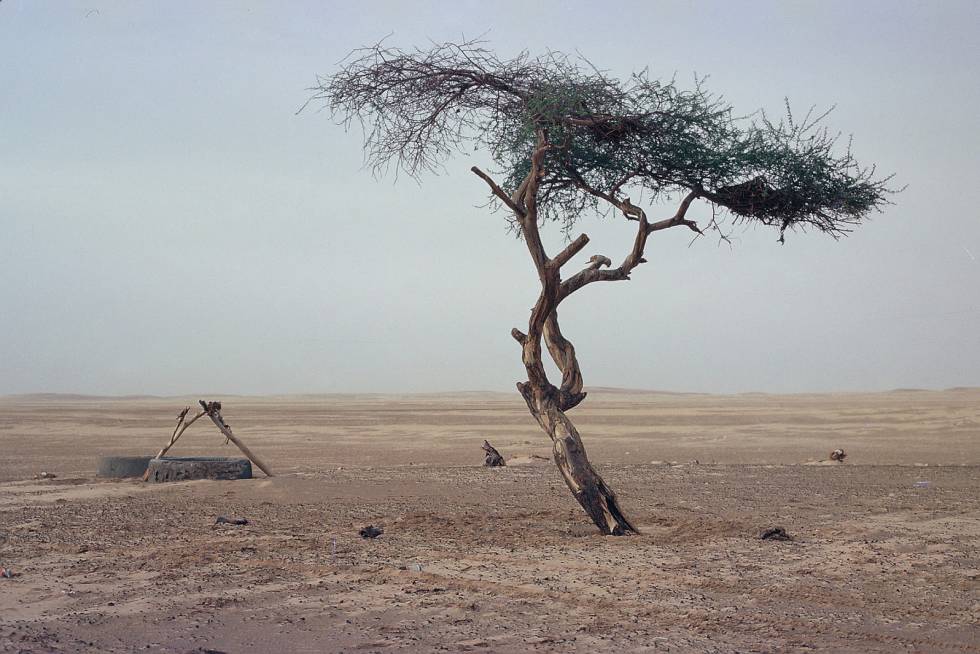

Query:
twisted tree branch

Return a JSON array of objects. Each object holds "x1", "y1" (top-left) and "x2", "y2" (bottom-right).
[
  {"x1": 558, "y1": 190, "x2": 701, "y2": 302},
  {"x1": 542, "y1": 312, "x2": 588, "y2": 411},
  {"x1": 550, "y1": 233, "x2": 590, "y2": 270}
]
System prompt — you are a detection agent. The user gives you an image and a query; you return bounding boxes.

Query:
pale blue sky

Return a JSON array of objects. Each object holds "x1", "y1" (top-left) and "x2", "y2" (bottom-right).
[{"x1": 1, "y1": 0, "x2": 978, "y2": 395}]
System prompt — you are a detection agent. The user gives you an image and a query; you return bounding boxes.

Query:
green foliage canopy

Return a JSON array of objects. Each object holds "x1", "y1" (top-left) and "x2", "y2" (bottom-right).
[{"x1": 311, "y1": 40, "x2": 894, "y2": 240}]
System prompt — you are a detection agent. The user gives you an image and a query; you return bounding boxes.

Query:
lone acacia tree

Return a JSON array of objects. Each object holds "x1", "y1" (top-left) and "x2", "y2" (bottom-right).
[{"x1": 310, "y1": 41, "x2": 893, "y2": 535}]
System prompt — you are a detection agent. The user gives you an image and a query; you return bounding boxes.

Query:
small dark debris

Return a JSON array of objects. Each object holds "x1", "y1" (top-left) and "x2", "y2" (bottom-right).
[
  {"x1": 215, "y1": 516, "x2": 248, "y2": 526},
  {"x1": 760, "y1": 527, "x2": 792, "y2": 541},
  {"x1": 359, "y1": 525, "x2": 384, "y2": 539},
  {"x1": 830, "y1": 448, "x2": 846, "y2": 462},
  {"x1": 1, "y1": 567, "x2": 14, "y2": 579}
]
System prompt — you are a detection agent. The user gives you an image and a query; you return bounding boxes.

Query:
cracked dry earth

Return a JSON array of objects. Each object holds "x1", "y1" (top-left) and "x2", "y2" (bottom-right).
[{"x1": 0, "y1": 391, "x2": 978, "y2": 652}]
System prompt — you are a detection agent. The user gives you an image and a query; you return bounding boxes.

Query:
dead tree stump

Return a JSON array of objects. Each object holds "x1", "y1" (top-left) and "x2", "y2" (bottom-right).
[{"x1": 482, "y1": 440, "x2": 506, "y2": 467}]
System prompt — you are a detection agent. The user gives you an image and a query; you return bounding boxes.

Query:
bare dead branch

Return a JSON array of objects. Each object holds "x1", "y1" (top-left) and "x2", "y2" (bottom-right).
[
  {"x1": 471, "y1": 166, "x2": 524, "y2": 217},
  {"x1": 199, "y1": 400, "x2": 275, "y2": 478},
  {"x1": 142, "y1": 408, "x2": 207, "y2": 480},
  {"x1": 647, "y1": 191, "x2": 704, "y2": 234},
  {"x1": 558, "y1": 191, "x2": 703, "y2": 301},
  {"x1": 550, "y1": 233, "x2": 590, "y2": 270}
]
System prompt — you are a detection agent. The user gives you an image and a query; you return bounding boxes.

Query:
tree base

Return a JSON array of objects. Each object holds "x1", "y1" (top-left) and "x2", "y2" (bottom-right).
[{"x1": 552, "y1": 430, "x2": 638, "y2": 536}]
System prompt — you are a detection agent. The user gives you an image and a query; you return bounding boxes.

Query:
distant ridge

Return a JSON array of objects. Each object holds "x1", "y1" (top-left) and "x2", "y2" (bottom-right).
[
  {"x1": 2, "y1": 393, "x2": 245, "y2": 401},
  {"x1": 4, "y1": 387, "x2": 978, "y2": 401},
  {"x1": 584, "y1": 386, "x2": 704, "y2": 396},
  {"x1": 4, "y1": 393, "x2": 163, "y2": 401}
]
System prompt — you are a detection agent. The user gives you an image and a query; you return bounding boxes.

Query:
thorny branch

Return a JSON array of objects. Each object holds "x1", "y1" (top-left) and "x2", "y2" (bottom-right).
[{"x1": 311, "y1": 39, "x2": 895, "y2": 241}]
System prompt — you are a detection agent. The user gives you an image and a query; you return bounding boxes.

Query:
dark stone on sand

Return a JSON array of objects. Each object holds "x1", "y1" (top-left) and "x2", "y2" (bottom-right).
[
  {"x1": 760, "y1": 526, "x2": 792, "y2": 541},
  {"x1": 359, "y1": 525, "x2": 384, "y2": 539}
]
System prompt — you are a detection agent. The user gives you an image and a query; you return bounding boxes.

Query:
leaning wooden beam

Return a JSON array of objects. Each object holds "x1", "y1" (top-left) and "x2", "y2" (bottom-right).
[
  {"x1": 199, "y1": 400, "x2": 274, "y2": 477},
  {"x1": 142, "y1": 407, "x2": 207, "y2": 481}
]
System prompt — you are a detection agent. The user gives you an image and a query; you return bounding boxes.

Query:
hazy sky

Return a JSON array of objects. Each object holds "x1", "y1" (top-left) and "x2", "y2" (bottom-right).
[{"x1": 1, "y1": 0, "x2": 978, "y2": 395}]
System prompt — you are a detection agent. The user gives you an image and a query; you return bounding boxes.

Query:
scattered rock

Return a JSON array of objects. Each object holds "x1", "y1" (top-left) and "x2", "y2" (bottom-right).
[
  {"x1": 215, "y1": 516, "x2": 249, "y2": 526},
  {"x1": 359, "y1": 525, "x2": 384, "y2": 539},
  {"x1": 760, "y1": 527, "x2": 792, "y2": 541}
]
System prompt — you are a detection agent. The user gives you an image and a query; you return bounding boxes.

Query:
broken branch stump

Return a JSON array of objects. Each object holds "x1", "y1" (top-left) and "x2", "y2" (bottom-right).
[{"x1": 482, "y1": 440, "x2": 506, "y2": 467}]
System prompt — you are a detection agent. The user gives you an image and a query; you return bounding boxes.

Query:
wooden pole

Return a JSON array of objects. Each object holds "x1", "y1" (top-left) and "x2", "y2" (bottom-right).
[
  {"x1": 156, "y1": 411, "x2": 206, "y2": 459},
  {"x1": 142, "y1": 408, "x2": 207, "y2": 481},
  {"x1": 200, "y1": 401, "x2": 274, "y2": 477}
]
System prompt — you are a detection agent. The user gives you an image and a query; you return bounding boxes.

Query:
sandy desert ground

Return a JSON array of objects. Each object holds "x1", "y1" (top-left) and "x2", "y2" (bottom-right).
[{"x1": 0, "y1": 388, "x2": 978, "y2": 653}]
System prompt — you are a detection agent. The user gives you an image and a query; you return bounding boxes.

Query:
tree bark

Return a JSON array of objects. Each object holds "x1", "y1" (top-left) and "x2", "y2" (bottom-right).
[{"x1": 517, "y1": 381, "x2": 638, "y2": 535}]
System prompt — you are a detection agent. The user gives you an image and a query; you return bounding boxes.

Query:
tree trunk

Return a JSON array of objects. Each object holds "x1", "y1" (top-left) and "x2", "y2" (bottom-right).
[
  {"x1": 518, "y1": 383, "x2": 638, "y2": 535},
  {"x1": 475, "y1": 133, "x2": 639, "y2": 535}
]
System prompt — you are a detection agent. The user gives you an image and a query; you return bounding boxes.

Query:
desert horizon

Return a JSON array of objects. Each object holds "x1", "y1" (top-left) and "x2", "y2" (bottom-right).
[
  {"x1": 3, "y1": 387, "x2": 979, "y2": 478},
  {"x1": 6, "y1": 384, "x2": 980, "y2": 399}
]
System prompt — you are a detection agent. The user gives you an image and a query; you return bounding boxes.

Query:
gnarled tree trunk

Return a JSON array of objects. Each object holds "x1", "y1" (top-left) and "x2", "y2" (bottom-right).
[
  {"x1": 472, "y1": 129, "x2": 702, "y2": 534},
  {"x1": 518, "y1": 379, "x2": 638, "y2": 535},
  {"x1": 472, "y1": 132, "x2": 644, "y2": 535}
]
